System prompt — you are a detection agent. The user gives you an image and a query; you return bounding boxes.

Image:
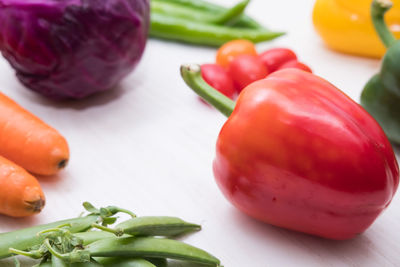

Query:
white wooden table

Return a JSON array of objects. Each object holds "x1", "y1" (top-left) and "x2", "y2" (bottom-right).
[{"x1": 0, "y1": 1, "x2": 399, "y2": 266}]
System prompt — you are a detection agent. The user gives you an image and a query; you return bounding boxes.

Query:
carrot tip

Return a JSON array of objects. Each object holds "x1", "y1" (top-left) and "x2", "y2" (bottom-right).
[
  {"x1": 25, "y1": 198, "x2": 45, "y2": 213},
  {"x1": 57, "y1": 159, "x2": 68, "y2": 169}
]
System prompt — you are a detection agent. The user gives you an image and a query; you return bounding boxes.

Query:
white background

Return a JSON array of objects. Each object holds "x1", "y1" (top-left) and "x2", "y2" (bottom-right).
[{"x1": 0, "y1": 0, "x2": 400, "y2": 266}]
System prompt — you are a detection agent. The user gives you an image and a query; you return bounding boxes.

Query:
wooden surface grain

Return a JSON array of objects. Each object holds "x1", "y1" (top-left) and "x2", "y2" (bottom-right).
[{"x1": 0, "y1": 0, "x2": 399, "y2": 266}]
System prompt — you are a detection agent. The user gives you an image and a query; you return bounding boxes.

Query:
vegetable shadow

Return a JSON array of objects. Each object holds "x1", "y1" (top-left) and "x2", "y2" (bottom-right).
[
  {"x1": 228, "y1": 208, "x2": 381, "y2": 266},
  {"x1": 35, "y1": 169, "x2": 69, "y2": 185},
  {"x1": 392, "y1": 143, "x2": 400, "y2": 156},
  {"x1": 0, "y1": 257, "x2": 38, "y2": 267},
  {"x1": 24, "y1": 83, "x2": 130, "y2": 111},
  {"x1": 0, "y1": 214, "x2": 41, "y2": 232}
]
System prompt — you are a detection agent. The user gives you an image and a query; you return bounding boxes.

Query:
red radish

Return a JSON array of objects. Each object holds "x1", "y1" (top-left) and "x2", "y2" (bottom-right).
[
  {"x1": 259, "y1": 48, "x2": 297, "y2": 72},
  {"x1": 279, "y1": 60, "x2": 312, "y2": 73},
  {"x1": 228, "y1": 55, "x2": 269, "y2": 92},
  {"x1": 201, "y1": 64, "x2": 236, "y2": 99}
]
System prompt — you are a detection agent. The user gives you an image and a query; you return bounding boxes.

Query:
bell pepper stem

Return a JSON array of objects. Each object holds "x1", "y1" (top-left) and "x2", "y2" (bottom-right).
[
  {"x1": 371, "y1": 0, "x2": 397, "y2": 48},
  {"x1": 180, "y1": 64, "x2": 235, "y2": 117}
]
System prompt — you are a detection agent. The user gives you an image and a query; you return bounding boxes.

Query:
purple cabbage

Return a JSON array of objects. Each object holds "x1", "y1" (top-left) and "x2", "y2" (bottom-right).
[{"x1": 0, "y1": 0, "x2": 149, "y2": 99}]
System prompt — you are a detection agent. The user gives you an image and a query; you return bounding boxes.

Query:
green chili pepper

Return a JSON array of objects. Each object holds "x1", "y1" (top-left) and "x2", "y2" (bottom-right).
[
  {"x1": 150, "y1": 13, "x2": 284, "y2": 46},
  {"x1": 151, "y1": 1, "x2": 216, "y2": 22},
  {"x1": 152, "y1": 0, "x2": 229, "y2": 12},
  {"x1": 210, "y1": 0, "x2": 250, "y2": 25},
  {"x1": 151, "y1": 0, "x2": 250, "y2": 26},
  {"x1": 0, "y1": 215, "x2": 98, "y2": 259},
  {"x1": 93, "y1": 216, "x2": 201, "y2": 237},
  {"x1": 150, "y1": 0, "x2": 283, "y2": 45},
  {"x1": 151, "y1": 0, "x2": 263, "y2": 29},
  {"x1": 360, "y1": 0, "x2": 400, "y2": 143}
]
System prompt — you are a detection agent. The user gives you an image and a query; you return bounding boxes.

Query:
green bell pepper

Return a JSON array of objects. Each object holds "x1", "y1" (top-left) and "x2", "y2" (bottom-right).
[{"x1": 361, "y1": 0, "x2": 400, "y2": 143}]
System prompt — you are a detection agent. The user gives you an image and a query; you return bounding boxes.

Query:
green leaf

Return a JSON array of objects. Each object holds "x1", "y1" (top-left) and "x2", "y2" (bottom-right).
[
  {"x1": 83, "y1": 202, "x2": 99, "y2": 213},
  {"x1": 102, "y1": 217, "x2": 117, "y2": 226},
  {"x1": 99, "y1": 208, "x2": 112, "y2": 218}
]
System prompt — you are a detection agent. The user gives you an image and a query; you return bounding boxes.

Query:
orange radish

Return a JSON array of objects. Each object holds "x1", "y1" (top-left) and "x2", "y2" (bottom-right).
[
  {"x1": 0, "y1": 92, "x2": 69, "y2": 175},
  {"x1": 0, "y1": 156, "x2": 45, "y2": 217}
]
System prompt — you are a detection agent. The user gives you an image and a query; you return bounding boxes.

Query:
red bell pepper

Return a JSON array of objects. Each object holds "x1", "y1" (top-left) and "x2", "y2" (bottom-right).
[{"x1": 181, "y1": 65, "x2": 399, "y2": 240}]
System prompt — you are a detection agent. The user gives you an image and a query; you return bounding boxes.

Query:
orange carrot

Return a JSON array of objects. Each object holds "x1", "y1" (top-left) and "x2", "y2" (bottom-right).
[
  {"x1": 0, "y1": 92, "x2": 69, "y2": 175},
  {"x1": 0, "y1": 156, "x2": 45, "y2": 217}
]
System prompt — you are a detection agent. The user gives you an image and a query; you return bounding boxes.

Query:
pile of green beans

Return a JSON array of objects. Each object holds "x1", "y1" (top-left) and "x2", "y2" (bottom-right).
[
  {"x1": 0, "y1": 203, "x2": 221, "y2": 267},
  {"x1": 150, "y1": 0, "x2": 284, "y2": 46},
  {"x1": 0, "y1": 203, "x2": 135, "y2": 260}
]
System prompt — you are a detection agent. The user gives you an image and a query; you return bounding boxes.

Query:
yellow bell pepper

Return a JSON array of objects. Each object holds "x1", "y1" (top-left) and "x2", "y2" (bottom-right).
[{"x1": 313, "y1": 0, "x2": 400, "y2": 58}]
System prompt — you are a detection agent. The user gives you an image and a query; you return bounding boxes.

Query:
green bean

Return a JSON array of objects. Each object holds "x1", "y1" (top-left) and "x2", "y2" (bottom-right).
[
  {"x1": 0, "y1": 215, "x2": 99, "y2": 259},
  {"x1": 85, "y1": 237, "x2": 220, "y2": 266},
  {"x1": 112, "y1": 216, "x2": 201, "y2": 237},
  {"x1": 150, "y1": 13, "x2": 284, "y2": 46},
  {"x1": 39, "y1": 258, "x2": 166, "y2": 267},
  {"x1": 38, "y1": 261, "x2": 52, "y2": 267},
  {"x1": 38, "y1": 261, "x2": 102, "y2": 267},
  {"x1": 95, "y1": 257, "x2": 160, "y2": 267},
  {"x1": 145, "y1": 258, "x2": 168, "y2": 267},
  {"x1": 52, "y1": 254, "x2": 69, "y2": 267},
  {"x1": 13, "y1": 257, "x2": 20, "y2": 267},
  {"x1": 45, "y1": 236, "x2": 214, "y2": 265},
  {"x1": 75, "y1": 263, "x2": 101, "y2": 267},
  {"x1": 73, "y1": 231, "x2": 116, "y2": 246},
  {"x1": 151, "y1": 0, "x2": 263, "y2": 29}
]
